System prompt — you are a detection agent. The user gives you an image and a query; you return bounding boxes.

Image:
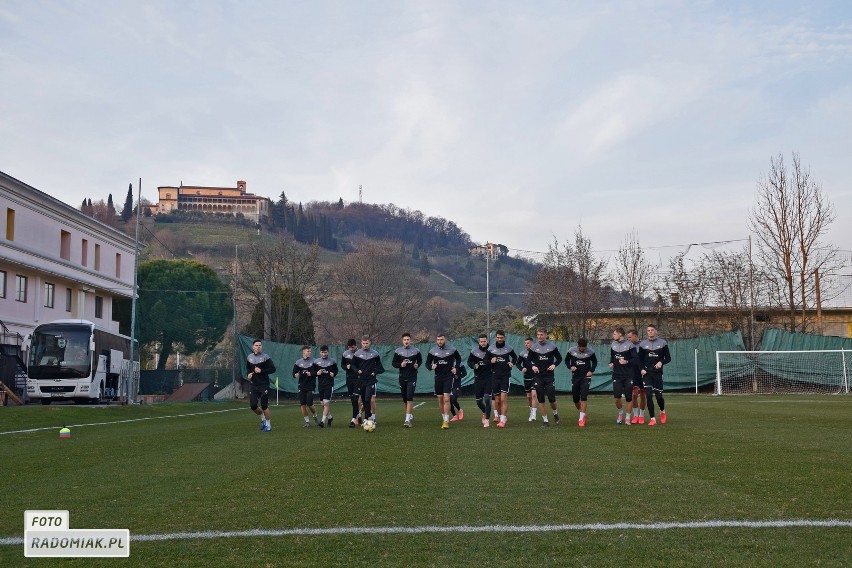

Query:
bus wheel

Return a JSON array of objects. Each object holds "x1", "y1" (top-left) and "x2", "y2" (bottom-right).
[{"x1": 40, "y1": 399, "x2": 52, "y2": 406}]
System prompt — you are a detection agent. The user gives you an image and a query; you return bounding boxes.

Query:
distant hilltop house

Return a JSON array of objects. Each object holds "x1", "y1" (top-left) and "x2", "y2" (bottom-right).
[
  {"x1": 153, "y1": 180, "x2": 272, "y2": 223},
  {"x1": 469, "y1": 242, "x2": 508, "y2": 260}
]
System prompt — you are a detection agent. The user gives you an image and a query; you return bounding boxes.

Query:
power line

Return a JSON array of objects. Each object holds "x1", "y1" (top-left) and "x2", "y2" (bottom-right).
[
  {"x1": 140, "y1": 223, "x2": 178, "y2": 258},
  {"x1": 506, "y1": 238, "x2": 750, "y2": 257}
]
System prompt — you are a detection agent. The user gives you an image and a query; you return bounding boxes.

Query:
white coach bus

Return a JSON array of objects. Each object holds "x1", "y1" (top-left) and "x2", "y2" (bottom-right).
[{"x1": 24, "y1": 319, "x2": 134, "y2": 405}]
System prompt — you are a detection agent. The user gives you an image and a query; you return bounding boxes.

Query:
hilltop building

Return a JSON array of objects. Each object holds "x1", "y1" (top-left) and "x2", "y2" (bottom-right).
[
  {"x1": 154, "y1": 180, "x2": 271, "y2": 223},
  {"x1": 469, "y1": 242, "x2": 508, "y2": 260}
]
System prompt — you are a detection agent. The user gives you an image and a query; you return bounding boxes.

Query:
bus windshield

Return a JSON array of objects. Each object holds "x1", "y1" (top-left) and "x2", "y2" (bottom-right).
[{"x1": 28, "y1": 326, "x2": 92, "y2": 380}]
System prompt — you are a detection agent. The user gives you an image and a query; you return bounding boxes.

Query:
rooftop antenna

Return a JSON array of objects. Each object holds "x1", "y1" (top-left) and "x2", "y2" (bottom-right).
[{"x1": 359, "y1": 185, "x2": 362, "y2": 203}]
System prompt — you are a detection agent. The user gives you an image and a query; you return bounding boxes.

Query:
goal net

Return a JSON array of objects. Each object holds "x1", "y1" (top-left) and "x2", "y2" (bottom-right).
[{"x1": 715, "y1": 350, "x2": 851, "y2": 395}]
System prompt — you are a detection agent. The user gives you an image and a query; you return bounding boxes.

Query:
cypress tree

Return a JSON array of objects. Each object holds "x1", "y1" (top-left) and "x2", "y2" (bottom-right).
[{"x1": 121, "y1": 183, "x2": 134, "y2": 221}]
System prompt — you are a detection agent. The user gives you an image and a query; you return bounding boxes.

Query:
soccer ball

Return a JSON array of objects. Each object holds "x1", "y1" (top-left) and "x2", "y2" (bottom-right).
[{"x1": 362, "y1": 418, "x2": 376, "y2": 432}]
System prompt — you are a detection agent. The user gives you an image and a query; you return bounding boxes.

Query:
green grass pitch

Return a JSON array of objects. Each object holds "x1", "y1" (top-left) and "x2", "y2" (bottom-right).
[{"x1": 1, "y1": 394, "x2": 850, "y2": 567}]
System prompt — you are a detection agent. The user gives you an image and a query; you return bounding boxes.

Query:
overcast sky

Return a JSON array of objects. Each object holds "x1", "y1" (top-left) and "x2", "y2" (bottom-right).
[{"x1": 1, "y1": 1, "x2": 850, "y2": 263}]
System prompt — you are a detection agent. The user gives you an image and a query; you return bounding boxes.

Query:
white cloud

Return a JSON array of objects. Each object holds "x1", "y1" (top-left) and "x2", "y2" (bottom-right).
[{"x1": 1, "y1": 1, "x2": 850, "y2": 257}]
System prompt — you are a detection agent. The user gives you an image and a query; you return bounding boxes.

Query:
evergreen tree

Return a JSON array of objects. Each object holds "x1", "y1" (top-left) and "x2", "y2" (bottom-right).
[
  {"x1": 121, "y1": 183, "x2": 134, "y2": 222},
  {"x1": 107, "y1": 194, "x2": 116, "y2": 218},
  {"x1": 242, "y1": 287, "x2": 315, "y2": 345}
]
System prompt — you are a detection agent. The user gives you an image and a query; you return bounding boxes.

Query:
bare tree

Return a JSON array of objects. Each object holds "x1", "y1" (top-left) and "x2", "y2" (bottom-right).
[
  {"x1": 612, "y1": 230, "x2": 657, "y2": 328},
  {"x1": 664, "y1": 252, "x2": 709, "y2": 338},
  {"x1": 699, "y1": 248, "x2": 760, "y2": 346},
  {"x1": 527, "y1": 226, "x2": 609, "y2": 340},
  {"x1": 89, "y1": 199, "x2": 118, "y2": 227},
  {"x1": 321, "y1": 241, "x2": 428, "y2": 343},
  {"x1": 749, "y1": 153, "x2": 837, "y2": 331},
  {"x1": 237, "y1": 237, "x2": 324, "y2": 343},
  {"x1": 422, "y1": 296, "x2": 468, "y2": 339}
]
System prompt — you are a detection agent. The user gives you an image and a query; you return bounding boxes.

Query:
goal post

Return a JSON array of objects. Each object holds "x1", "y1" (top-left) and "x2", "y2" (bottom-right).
[{"x1": 715, "y1": 350, "x2": 851, "y2": 395}]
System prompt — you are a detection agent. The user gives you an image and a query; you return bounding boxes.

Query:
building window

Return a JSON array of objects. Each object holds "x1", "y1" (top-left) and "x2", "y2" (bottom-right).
[
  {"x1": 65, "y1": 288, "x2": 72, "y2": 312},
  {"x1": 82, "y1": 239, "x2": 88, "y2": 267},
  {"x1": 15, "y1": 275, "x2": 27, "y2": 302},
  {"x1": 0, "y1": 270, "x2": 6, "y2": 298},
  {"x1": 94, "y1": 244, "x2": 101, "y2": 271},
  {"x1": 115, "y1": 253, "x2": 121, "y2": 278},
  {"x1": 94, "y1": 296, "x2": 103, "y2": 319},
  {"x1": 5, "y1": 208, "x2": 14, "y2": 241},
  {"x1": 60, "y1": 230, "x2": 71, "y2": 260},
  {"x1": 44, "y1": 282, "x2": 55, "y2": 308}
]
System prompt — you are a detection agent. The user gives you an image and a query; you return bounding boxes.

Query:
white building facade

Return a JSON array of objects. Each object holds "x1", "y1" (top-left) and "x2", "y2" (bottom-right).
[{"x1": 0, "y1": 171, "x2": 136, "y2": 340}]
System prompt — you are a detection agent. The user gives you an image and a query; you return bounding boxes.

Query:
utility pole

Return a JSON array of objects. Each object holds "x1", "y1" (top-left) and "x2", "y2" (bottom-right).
[
  {"x1": 814, "y1": 268, "x2": 823, "y2": 335},
  {"x1": 233, "y1": 244, "x2": 239, "y2": 386},
  {"x1": 748, "y1": 235, "x2": 756, "y2": 350},
  {"x1": 486, "y1": 244, "x2": 491, "y2": 336},
  {"x1": 129, "y1": 178, "x2": 142, "y2": 404}
]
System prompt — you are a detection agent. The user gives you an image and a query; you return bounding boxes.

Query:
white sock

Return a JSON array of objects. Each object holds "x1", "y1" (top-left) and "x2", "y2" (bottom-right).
[
  {"x1": 531, "y1": 407, "x2": 537, "y2": 418},
  {"x1": 553, "y1": 409, "x2": 558, "y2": 416},
  {"x1": 543, "y1": 416, "x2": 549, "y2": 423},
  {"x1": 304, "y1": 417, "x2": 310, "y2": 423},
  {"x1": 618, "y1": 409, "x2": 624, "y2": 417},
  {"x1": 500, "y1": 414, "x2": 506, "y2": 423},
  {"x1": 442, "y1": 414, "x2": 449, "y2": 422},
  {"x1": 579, "y1": 412, "x2": 586, "y2": 419},
  {"x1": 493, "y1": 408, "x2": 499, "y2": 418}
]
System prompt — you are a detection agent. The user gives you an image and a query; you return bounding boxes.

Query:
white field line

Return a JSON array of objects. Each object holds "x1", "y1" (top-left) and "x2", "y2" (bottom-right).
[
  {"x1": 0, "y1": 408, "x2": 243, "y2": 436},
  {"x1": 2, "y1": 519, "x2": 850, "y2": 546},
  {"x1": 2, "y1": 399, "x2": 428, "y2": 436}
]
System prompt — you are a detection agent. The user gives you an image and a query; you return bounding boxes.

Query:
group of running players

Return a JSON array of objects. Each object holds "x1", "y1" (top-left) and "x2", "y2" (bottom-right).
[{"x1": 243, "y1": 325, "x2": 671, "y2": 431}]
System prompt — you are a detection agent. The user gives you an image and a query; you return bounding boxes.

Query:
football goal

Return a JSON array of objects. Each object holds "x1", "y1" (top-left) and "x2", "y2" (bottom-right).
[{"x1": 715, "y1": 350, "x2": 851, "y2": 395}]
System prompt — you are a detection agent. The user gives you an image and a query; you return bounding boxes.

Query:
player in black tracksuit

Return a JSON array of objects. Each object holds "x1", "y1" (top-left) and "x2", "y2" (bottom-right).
[
  {"x1": 425, "y1": 334, "x2": 462, "y2": 429},
  {"x1": 488, "y1": 330, "x2": 518, "y2": 427},
  {"x1": 467, "y1": 334, "x2": 492, "y2": 428},
  {"x1": 341, "y1": 339, "x2": 361, "y2": 427},
  {"x1": 529, "y1": 328, "x2": 562, "y2": 427},
  {"x1": 627, "y1": 329, "x2": 646, "y2": 424},
  {"x1": 352, "y1": 336, "x2": 385, "y2": 423},
  {"x1": 639, "y1": 324, "x2": 672, "y2": 426},
  {"x1": 516, "y1": 337, "x2": 537, "y2": 422},
  {"x1": 609, "y1": 327, "x2": 635, "y2": 425},
  {"x1": 392, "y1": 332, "x2": 422, "y2": 428},
  {"x1": 314, "y1": 345, "x2": 338, "y2": 427},
  {"x1": 293, "y1": 345, "x2": 321, "y2": 427},
  {"x1": 565, "y1": 338, "x2": 597, "y2": 427},
  {"x1": 246, "y1": 338, "x2": 276, "y2": 432}
]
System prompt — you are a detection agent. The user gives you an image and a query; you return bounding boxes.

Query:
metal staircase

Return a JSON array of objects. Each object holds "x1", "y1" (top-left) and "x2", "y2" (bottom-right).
[{"x1": 0, "y1": 319, "x2": 27, "y2": 404}]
